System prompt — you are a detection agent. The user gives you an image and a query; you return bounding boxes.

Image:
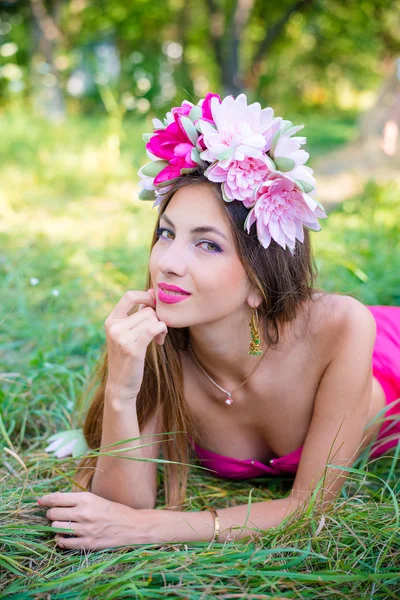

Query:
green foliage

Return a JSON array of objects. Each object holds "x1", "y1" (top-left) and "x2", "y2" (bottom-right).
[{"x1": 0, "y1": 0, "x2": 399, "y2": 114}]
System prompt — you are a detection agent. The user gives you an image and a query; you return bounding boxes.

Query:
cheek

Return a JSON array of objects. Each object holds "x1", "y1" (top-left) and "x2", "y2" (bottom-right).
[
  {"x1": 149, "y1": 247, "x2": 159, "y2": 276},
  {"x1": 150, "y1": 247, "x2": 246, "y2": 297},
  {"x1": 217, "y1": 259, "x2": 247, "y2": 287},
  {"x1": 198, "y1": 261, "x2": 247, "y2": 299}
]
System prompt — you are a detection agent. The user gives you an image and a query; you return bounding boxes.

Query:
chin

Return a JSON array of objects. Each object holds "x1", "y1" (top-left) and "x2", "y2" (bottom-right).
[{"x1": 156, "y1": 312, "x2": 187, "y2": 329}]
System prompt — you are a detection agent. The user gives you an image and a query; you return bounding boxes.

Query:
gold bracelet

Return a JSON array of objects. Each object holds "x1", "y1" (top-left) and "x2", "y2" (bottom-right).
[{"x1": 204, "y1": 506, "x2": 220, "y2": 542}]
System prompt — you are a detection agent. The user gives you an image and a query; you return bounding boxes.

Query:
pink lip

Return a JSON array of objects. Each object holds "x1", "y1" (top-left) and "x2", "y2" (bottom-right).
[
  {"x1": 158, "y1": 282, "x2": 191, "y2": 294},
  {"x1": 158, "y1": 288, "x2": 191, "y2": 304}
]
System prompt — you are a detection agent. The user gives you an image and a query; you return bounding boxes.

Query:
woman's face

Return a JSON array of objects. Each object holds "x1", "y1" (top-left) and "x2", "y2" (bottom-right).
[{"x1": 149, "y1": 183, "x2": 254, "y2": 328}]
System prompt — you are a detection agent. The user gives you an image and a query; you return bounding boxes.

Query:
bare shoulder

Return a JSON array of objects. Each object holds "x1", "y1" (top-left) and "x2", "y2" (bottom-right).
[
  {"x1": 331, "y1": 294, "x2": 376, "y2": 331},
  {"x1": 313, "y1": 293, "x2": 377, "y2": 345},
  {"x1": 305, "y1": 293, "x2": 376, "y2": 358}
]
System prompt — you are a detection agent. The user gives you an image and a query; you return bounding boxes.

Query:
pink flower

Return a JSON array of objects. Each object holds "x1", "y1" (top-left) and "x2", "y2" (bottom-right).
[
  {"x1": 197, "y1": 93, "x2": 281, "y2": 165},
  {"x1": 205, "y1": 156, "x2": 271, "y2": 206},
  {"x1": 170, "y1": 100, "x2": 194, "y2": 119},
  {"x1": 273, "y1": 122, "x2": 309, "y2": 169},
  {"x1": 270, "y1": 121, "x2": 316, "y2": 193},
  {"x1": 137, "y1": 91, "x2": 328, "y2": 249},
  {"x1": 245, "y1": 174, "x2": 328, "y2": 255},
  {"x1": 146, "y1": 115, "x2": 198, "y2": 185},
  {"x1": 197, "y1": 92, "x2": 222, "y2": 124},
  {"x1": 143, "y1": 94, "x2": 222, "y2": 187}
]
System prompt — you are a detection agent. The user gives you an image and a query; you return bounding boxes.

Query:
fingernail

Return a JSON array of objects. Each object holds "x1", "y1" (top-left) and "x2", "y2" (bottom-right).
[{"x1": 38, "y1": 499, "x2": 41, "y2": 505}]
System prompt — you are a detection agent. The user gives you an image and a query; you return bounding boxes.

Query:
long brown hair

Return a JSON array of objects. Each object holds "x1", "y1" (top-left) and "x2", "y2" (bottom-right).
[{"x1": 72, "y1": 172, "x2": 330, "y2": 508}]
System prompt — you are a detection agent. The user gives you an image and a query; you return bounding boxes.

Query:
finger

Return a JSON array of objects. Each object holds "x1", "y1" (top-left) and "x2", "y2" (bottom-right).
[
  {"x1": 109, "y1": 290, "x2": 154, "y2": 319},
  {"x1": 55, "y1": 535, "x2": 86, "y2": 550},
  {"x1": 108, "y1": 291, "x2": 156, "y2": 320},
  {"x1": 154, "y1": 325, "x2": 168, "y2": 345},
  {"x1": 107, "y1": 306, "x2": 156, "y2": 333},
  {"x1": 52, "y1": 520, "x2": 79, "y2": 535},
  {"x1": 137, "y1": 288, "x2": 157, "y2": 312},
  {"x1": 119, "y1": 319, "x2": 167, "y2": 346},
  {"x1": 46, "y1": 507, "x2": 77, "y2": 521},
  {"x1": 38, "y1": 491, "x2": 81, "y2": 507}
]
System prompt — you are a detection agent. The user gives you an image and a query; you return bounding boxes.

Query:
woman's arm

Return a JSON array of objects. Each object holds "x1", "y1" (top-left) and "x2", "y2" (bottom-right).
[
  {"x1": 144, "y1": 496, "x2": 301, "y2": 543},
  {"x1": 142, "y1": 299, "x2": 378, "y2": 544},
  {"x1": 289, "y1": 298, "x2": 377, "y2": 506},
  {"x1": 91, "y1": 389, "x2": 163, "y2": 510}
]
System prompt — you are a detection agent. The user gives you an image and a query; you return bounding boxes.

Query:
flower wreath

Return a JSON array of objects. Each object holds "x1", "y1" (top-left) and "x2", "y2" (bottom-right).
[{"x1": 138, "y1": 91, "x2": 328, "y2": 256}]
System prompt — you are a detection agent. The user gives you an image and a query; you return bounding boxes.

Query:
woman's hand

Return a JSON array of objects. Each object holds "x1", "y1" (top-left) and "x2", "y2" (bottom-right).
[
  {"x1": 38, "y1": 491, "x2": 151, "y2": 550},
  {"x1": 104, "y1": 288, "x2": 168, "y2": 402}
]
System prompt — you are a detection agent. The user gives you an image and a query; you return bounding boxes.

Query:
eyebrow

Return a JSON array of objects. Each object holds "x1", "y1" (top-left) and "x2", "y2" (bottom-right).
[{"x1": 159, "y1": 213, "x2": 229, "y2": 242}]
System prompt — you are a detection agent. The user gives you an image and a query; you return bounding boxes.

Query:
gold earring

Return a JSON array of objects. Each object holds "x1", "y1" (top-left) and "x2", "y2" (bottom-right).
[{"x1": 248, "y1": 308, "x2": 263, "y2": 356}]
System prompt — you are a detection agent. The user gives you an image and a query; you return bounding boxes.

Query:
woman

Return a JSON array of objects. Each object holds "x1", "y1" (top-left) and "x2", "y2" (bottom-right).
[{"x1": 40, "y1": 92, "x2": 400, "y2": 550}]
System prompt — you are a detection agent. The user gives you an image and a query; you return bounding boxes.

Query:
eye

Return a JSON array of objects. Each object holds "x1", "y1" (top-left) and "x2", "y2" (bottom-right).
[
  {"x1": 155, "y1": 227, "x2": 222, "y2": 253},
  {"x1": 156, "y1": 227, "x2": 173, "y2": 240},
  {"x1": 200, "y1": 241, "x2": 222, "y2": 253}
]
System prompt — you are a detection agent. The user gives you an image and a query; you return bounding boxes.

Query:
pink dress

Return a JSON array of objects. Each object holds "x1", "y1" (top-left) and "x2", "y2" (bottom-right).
[{"x1": 190, "y1": 305, "x2": 400, "y2": 479}]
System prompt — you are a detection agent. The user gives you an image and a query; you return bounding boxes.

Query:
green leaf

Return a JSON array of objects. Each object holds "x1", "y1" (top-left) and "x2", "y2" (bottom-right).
[
  {"x1": 221, "y1": 182, "x2": 234, "y2": 202},
  {"x1": 138, "y1": 188, "x2": 156, "y2": 200},
  {"x1": 180, "y1": 116, "x2": 199, "y2": 146},
  {"x1": 269, "y1": 130, "x2": 281, "y2": 157},
  {"x1": 156, "y1": 176, "x2": 181, "y2": 188},
  {"x1": 274, "y1": 156, "x2": 295, "y2": 172},
  {"x1": 313, "y1": 198, "x2": 326, "y2": 210},
  {"x1": 180, "y1": 167, "x2": 197, "y2": 175},
  {"x1": 244, "y1": 210, "x2": 254, "y2": 231},
  {"x1": 264, "y1": 154, "x2": 277, "y2": 170},
  {"x1": 142, "y1": 133, "x2": 153, "y2": 143},
  {"x1": 215, "y1": 147, "x2": 234, "y2": 161},
  {"x1": 140, "y1": 160, "x2": 168, "y2": 177},
  {"x1": 189, "y1": 105, "x2": 202, "y2": 123},
  {"x1": 190, "y1": 147, "x2": 202, "y2": 166},
  {"x1": 295, "y1": 179, "x2": 314, "y2": 194},
  {"x1": 282, "y1": 120, "x2": 294, "y2": 133}
]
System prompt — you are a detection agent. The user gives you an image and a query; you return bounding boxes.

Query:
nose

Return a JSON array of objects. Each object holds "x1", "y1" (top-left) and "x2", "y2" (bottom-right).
[{"x1": 157, "y1": 238, "x2": 188, "y2": 277}]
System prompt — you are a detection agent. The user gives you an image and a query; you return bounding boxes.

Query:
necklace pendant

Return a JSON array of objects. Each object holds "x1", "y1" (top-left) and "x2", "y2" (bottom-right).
[{"x1": 225, "y1": 397, "x2": 233, "y2": 405}]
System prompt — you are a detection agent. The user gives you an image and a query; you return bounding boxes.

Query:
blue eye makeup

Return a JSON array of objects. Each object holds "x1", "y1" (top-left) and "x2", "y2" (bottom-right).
[{"x1": 155, "y1": 227, "x2": 223, "y2": 254}]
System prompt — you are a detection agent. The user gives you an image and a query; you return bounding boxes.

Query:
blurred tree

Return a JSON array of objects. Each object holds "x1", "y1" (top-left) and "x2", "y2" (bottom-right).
[
  {"x1": 0, "y1": 0, "x2": 399, "y2": 116},
  {"x1": 30, "y1": 0, "x2": 67, "y2": 122}
]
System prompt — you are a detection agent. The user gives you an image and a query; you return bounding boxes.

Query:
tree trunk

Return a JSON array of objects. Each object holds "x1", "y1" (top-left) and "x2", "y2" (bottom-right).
[{"x1": 30, "y1": 0, "x2": 66, "y2": 123}]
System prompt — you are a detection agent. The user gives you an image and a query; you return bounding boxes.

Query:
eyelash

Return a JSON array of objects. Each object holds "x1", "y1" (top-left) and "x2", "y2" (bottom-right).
[{"x1": 155, "y1": 227, "x2": 222, "y2": 254}]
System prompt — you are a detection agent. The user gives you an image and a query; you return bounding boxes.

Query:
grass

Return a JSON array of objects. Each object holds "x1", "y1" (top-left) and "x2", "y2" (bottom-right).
[{"x1": 1, "y1": 107, "x2": 400, "y2": 598}]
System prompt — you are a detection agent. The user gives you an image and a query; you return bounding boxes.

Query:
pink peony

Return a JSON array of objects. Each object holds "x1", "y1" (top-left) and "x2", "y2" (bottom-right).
[
  {"x1": 245, "y1": 174, "x2": 327, "y2": 255},
  {"x1": 205, "y1": 156, "x2": 271, "y2": 207}
]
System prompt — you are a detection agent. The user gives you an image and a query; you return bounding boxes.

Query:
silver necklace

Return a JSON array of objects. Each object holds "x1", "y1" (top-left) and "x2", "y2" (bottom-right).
[{"x1": 188, "y1": 343, "x2": 265, "y2": 405}]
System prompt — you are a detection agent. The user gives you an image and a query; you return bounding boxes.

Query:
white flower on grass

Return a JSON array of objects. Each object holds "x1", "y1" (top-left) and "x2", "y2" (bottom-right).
[
  {"x1": 30, "y1": 277, "x2": 40, "y2": 285},
  {"x1": 51, "y1": 289, "x2": 60, "y2": 297},
  {"x1": 44, "y1": 428, "x2": 89, "y2": 458}
]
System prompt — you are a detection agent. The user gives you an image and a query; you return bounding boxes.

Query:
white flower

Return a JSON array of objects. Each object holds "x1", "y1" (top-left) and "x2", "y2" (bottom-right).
[
  {"x1": 197, "y1": 93, "x2": 281, "y2": 165},
  {"x1": 44, "y1": 428, "x2": 89, "y2": 458},
  {"x1": 52, "y1": 289, "x2": 60, "y2": 297},
  {"x1": 30, "y1": 277, "x2": 39, "y2": 286}
]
